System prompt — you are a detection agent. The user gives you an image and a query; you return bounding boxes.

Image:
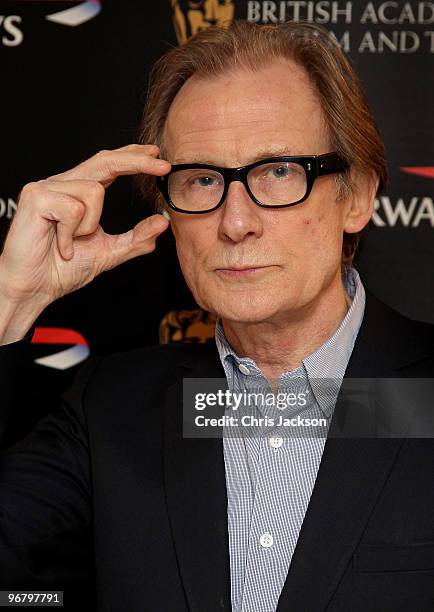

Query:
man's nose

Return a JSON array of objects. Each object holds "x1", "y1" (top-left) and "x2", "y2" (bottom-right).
[{"x1": 218, "y1": 181, "x2": 264, "y2": 243}]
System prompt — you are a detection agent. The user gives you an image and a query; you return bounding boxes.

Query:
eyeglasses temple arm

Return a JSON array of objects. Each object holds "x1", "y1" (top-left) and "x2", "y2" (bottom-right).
[{"x1": 317, "y1": 153, "x2": 349, "y2": 176}]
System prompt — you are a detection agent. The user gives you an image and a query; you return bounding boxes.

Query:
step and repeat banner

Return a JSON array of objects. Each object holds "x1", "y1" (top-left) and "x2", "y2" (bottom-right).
[{"x1": 1, "y1": 0, "x2": 434, "y2": 442}]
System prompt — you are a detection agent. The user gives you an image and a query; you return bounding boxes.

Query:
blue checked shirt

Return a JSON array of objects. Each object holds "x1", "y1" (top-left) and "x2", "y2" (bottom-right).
[{"x1": 215, "y1": 268, "x2": 366, "y2": 612}]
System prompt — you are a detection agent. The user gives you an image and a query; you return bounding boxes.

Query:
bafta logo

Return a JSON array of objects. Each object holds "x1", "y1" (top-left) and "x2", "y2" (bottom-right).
[
  {"x1": 159, "y1": 309, "x2": 217, "y2": 344},
  {"x1": 171, "y1": 0, "x2": 235, "y2": 44}
]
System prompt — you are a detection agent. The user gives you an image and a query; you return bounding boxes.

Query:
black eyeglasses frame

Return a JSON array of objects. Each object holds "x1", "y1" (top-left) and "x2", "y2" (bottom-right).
[{"x1": 156, "y1": 152, "x2": 349, "y2": 214}]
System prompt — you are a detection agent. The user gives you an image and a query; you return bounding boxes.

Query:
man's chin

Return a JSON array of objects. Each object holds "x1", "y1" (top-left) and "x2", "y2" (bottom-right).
[{"x1": 206, "y1": 299, "x2": 283, "y2": 325}]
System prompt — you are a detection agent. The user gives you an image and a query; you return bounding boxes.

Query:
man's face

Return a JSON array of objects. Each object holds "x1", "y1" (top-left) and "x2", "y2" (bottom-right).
[{"x1": 164, "y1": 58, "x2": 357, "y2": 324}]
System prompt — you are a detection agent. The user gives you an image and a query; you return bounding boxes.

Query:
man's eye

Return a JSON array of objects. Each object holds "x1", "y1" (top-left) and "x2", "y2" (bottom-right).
[
  {"x1": 192, "y1": 176, "x2": 218, "y2": 187},
  {"x1": 268, "y1": 165, "x2": 291, "y2": 179}
]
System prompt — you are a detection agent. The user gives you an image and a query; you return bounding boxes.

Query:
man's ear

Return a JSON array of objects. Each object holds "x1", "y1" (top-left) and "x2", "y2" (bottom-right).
[{"x1": 343, "y1": 169, "x2": 379, "y2": 234}]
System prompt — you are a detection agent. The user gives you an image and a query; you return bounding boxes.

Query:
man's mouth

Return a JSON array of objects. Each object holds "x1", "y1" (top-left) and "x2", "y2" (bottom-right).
[{"x1": 215, "y1": 265, "x2": 275, "y2": 279}]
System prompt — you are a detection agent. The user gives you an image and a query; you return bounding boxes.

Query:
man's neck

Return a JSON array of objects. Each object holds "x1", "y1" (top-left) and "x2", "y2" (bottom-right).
[{"x1": 221, "y1": 273, "x2": 352, "y2": 384}]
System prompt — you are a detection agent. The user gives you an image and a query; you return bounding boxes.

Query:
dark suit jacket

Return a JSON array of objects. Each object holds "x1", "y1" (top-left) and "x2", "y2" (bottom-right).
[{"x1": 1, "y1": 292, "x2": 434, "y2": 612}]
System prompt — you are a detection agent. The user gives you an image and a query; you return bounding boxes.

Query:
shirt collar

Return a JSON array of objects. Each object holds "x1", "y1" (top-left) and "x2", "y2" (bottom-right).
[{"x1": 214, "y1": 267, "x2": 366, "y2": 418}]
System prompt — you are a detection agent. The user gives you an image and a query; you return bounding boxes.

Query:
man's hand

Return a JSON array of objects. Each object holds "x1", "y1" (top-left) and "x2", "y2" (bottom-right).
[{"x1": 0, "y1": 144, "x2": 171, "y2": 343}]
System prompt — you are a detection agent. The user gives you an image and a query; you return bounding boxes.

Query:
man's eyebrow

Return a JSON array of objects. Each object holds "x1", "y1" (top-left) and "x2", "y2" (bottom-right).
[
  {"x1": 172, "y1": 147, "x2": 298, "y2": 166},
  {"x1": 247, "y1": 147, "x2": 298, "y2": 164}
]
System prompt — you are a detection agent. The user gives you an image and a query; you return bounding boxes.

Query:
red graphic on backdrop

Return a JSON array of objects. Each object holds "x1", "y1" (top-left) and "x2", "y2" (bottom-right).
[
  {"x1": 400, "y1": 167, "x2": 434, "y2": 179},
  {"x1": 32, "y1": 327, "x2": 90, "y2": 370}
]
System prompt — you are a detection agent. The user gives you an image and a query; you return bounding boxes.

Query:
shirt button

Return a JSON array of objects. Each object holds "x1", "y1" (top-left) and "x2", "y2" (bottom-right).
[
  {"x1": 269, "y1": 436, "x2": 283, "y2": 449},
  {"x1": 259, "y1": 532, "x2": 274, "y2": 548},
  {"x1": 238, "y1": 363, "x2": 251, "y2": 375}
]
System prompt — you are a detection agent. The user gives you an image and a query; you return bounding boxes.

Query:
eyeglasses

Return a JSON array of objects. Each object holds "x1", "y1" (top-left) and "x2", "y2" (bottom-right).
[{"x1": 156, "y1": 152, "x2": 348, "y2": 214}]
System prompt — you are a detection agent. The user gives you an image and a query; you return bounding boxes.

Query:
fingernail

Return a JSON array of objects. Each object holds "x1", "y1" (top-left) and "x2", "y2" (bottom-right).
[
  {"x1": 150, "y1": 218, "x2": 168, "y2": 234},
  {"x1": 155, "y1": 159, "x2": 170, "y2": 168},
  {"x1": 63, "y1": 247, "x2": 73, "y2": 260}
]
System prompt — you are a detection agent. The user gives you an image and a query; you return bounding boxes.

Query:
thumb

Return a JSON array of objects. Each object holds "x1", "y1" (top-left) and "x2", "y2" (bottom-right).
[{"x1": 104, "y1": 214, "x2": 169, "y2": 270}]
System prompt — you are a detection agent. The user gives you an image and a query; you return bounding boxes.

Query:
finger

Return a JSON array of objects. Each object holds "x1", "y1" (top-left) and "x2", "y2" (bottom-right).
[
  {"x1": 51, "y1": 144, "x2": 171, "y2": 188},
  {"x1": 103, "y1": 214, "x2": 170, "y2": 270},
  {"x1": 25, "y1": 189, "x2": 86, "y2": 260},
  {"x1": 45, "y1": 179, "x2": 105, "y2": 237},
  {"x1": 51, "y1": 199, "x2": 85, "y2": 260},
  {"x1": 7, "y1": 183, "x2": 84, "y2": 259}
]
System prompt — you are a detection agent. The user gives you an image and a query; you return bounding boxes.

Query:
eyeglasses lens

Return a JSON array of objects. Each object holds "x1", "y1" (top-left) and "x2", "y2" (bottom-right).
[{"x1": 167, "y1": 161, "x2": 307, "y2": 211}]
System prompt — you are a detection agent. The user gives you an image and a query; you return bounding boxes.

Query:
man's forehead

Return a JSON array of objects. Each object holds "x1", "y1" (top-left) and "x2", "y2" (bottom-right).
[
  {"x1": 166, "y1": 58, "x2": 319, "y2": 123},
  {"x1": 171, "y1": 146, "x2": 305, "y2": 166},
  {"x1": 163, "y1": 59, "x2": 328, "y2": 163}
]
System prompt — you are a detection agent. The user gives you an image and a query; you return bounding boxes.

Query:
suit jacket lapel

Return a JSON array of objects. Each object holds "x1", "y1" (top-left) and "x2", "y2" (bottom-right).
[
  {"x1": 276, "y1": 292, "x2": 423, "y2": 611},
  {"x1": 276, "y1": 437, "x2": 405, "y2": 611},
  {"x1": 163, "y1": 347, "x2": 231, "y2": 612}
]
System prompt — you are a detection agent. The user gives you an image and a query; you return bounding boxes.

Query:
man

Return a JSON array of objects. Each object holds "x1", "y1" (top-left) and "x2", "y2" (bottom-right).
[{"x1": 1, "y1": 20, "x2": 434, "y2": 612}]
